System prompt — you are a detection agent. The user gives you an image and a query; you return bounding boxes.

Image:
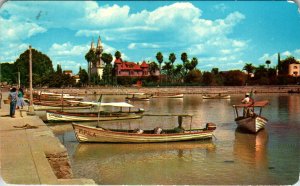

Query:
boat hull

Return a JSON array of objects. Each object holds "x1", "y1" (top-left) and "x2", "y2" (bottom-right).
[
  {"x1": 46, "y1": 111, "x2": 142, "y2": 122},
  {"x1": 72, "y1": 124, "x2": 214, "y2": 143},
  {"x1": 152, "y1": 94, "x2": 184, "y2": 98},
  {"x1": 34, "y1": 105, "x2": 91, "y2": 111},
  {"x1": 235, "y1": 116, "x2": 268, "y2": 133},
  {"x1": 202, "y1": 95, "x2": 230, "y2": 99}
]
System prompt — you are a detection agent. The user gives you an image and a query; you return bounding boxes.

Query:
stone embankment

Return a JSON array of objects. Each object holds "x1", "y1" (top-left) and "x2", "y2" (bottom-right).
[
  {"x1": 0, "y1": 92, "x2": 95, "y2": 185},
  {"x1": 38, "y1": 85, "x2": 300, "y2": 95}
]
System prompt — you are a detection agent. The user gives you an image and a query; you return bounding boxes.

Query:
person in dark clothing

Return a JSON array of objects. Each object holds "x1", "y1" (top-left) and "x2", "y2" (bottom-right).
[{"x1": 8, "y1": 87, "x2": 17, "y2": 118}]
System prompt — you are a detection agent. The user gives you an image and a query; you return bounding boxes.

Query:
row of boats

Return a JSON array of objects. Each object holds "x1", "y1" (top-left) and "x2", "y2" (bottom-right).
[{"x1": 25, "y1": 91, "x2": 269, "y2": 143}]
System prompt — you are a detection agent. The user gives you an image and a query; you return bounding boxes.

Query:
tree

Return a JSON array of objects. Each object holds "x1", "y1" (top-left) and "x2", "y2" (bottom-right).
[
  {"x1": 222, "y1": 70, "x2": 246, "y2": 86},
  {"x1": 243, "y1": 63, "x2": 255, "y2": 76},
  {"x1": 149, "y1": 61, "x2": 159, "y2": 76},
  {"x1": 211, "y1": 68, "x2": 219, "y2": 75},
  {"x1": 162, "y1": 62, "x2": 173, "y2": 83},
  {"x1": 155, "y1": 52, "x2": 164, "y2": 72},
  {"x1": 14, "y1": 48, "x2": 54, "y2": 86},
  {"x1": 78, "y1": 67, "x2": 88, "y2": 86},
  {"x1": 180, "y1": 52, "x2": 188, "y2": 63},
  {"x1": 201, "y1": 71, "x2": 213, "y2": 86},
  {"x1": 85, "y1": 49, "x2": 98, "y2": 83},
  {"x1": 190, "y1": 57, "x2": 198, "y2": 70},
  {"x1": 101, "y1": 53, "x2": 113, "y2": 85},
  {"x1": 169, "y1": 53, "x2": 176, "y2": 65},
  {"x1": 0, "y1": 63, "x2": 17, "y2": 84},
  {"x1": 265, "y1": 60, "x2": 271, "y2": 69},
  {"x1": 115, "y1": 51, "x2": 121, "y2": 59},
  {"x1": 185, "y1": 69, "x2": 201, "y2": 83},
  {"x1": 173, "y1": 64, "x2": 184, "y2": 83}
]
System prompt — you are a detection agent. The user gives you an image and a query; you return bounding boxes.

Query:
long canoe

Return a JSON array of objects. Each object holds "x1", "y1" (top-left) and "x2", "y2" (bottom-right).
[
  {"x1": 202, "y1": 94, "x2": 230, "y2": 99},
  {"x1": 152, "y1": 94, "x2": 184, "y2": 98},
  {"x1": 72, "y1": 123, "x2": 216, "y2": 143},
  {"x1": 46, "y1": 110, "x2": 143, "y2": 122}
]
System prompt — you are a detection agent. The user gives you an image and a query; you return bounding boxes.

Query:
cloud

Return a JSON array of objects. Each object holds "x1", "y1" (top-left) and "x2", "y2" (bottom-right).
[
  {"x1": 0, "y1": 16, "x2": 46, "y2": 43},
  {"x1": 49, "y1": 42, "x2": 89, "y2": 57},
  {"x1": 258, "y1": 49, "x2": 300, "y2": 64}
]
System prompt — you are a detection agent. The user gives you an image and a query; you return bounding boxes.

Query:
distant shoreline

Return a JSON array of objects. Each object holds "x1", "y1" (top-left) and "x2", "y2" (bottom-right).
[{"x1": 29, "y1": 85, "x2": 300, "y2": 95}]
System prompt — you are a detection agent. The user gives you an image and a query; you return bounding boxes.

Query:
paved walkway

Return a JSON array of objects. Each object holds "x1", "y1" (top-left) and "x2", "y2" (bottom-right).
[{"x1": 0, "y1": 91, "x2": 95, "y2": 185}]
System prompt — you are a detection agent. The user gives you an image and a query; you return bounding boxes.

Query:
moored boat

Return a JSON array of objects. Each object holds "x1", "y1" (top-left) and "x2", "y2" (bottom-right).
[
  {"x1": 46, "y1": 102, "x2": 143, "y2": 122},
  {"x1": 202, "y1": 94, "x2": 230, "y2": 99},
  {"x1": 152, "y1": 93, "x2": 184, "y2": 98},
  {"x1": 72, "y1": 114, "x2": 217, "y2": 143},
  {"x1": 125, "y1": 93, "x2": 152, "y2": 101},
  {"x1": 232, "y1": 100, "x2": 269, "y2": 133}
]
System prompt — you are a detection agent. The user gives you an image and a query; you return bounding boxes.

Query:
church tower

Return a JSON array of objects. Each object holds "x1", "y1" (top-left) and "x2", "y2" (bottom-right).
[{"x1": 90, "y1": 36, "x2": 105, "y2": 79}]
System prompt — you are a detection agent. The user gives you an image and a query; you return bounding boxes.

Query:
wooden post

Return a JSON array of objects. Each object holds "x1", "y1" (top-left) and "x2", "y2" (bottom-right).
[{"x1": 28, "y1": 45, "x2": 35, "y2": 114}]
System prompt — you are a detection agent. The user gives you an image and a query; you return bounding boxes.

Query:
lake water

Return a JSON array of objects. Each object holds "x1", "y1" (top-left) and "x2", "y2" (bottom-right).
[{"x1": 52, "y1": 94, "x2": 300, "y2": 185}]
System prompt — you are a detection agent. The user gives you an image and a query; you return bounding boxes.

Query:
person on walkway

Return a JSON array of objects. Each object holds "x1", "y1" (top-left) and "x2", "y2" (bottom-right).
[
  {"x1": 16, "y1": 87, "x2": 25, "y2": 109},
  {"x1": 8, "y1": 87, "x2": 18, "y2": 118}
]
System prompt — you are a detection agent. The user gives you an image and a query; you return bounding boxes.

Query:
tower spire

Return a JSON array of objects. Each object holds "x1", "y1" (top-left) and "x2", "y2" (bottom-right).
[
  {"x1": 96, "y1": 36, "x2": 102, "y2": 49},
  {"x1": 90, "y1": 38, "x2": 95, "y2": 51}
]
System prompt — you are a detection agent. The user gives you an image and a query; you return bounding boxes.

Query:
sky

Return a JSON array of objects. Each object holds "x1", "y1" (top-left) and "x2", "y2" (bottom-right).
[{"x1": 0, "y1": 1, "x2": 300, "y2": 74}]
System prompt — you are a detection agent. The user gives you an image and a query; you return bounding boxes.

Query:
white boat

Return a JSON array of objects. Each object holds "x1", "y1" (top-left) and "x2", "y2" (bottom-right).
[
  {"x1": 152, "y1": 93, "x2": 184, "y2": 98},
  {"x1": 233, "y1": 100, "x2": 269, "y2": 133},
  {"x1": 125, "y1": 93, "x2": 152, "y2": 101},
  {"x1": 46, "y1": 102, "x2": 143, "y2": 122},
  {"x1": 72, "y1": 114, "x2": 217, "y2": 143}
]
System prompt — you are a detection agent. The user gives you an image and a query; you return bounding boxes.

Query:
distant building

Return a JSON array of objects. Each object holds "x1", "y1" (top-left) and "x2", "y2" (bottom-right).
[
  {"x1": 114, "y1": 58, "x2": 159, "y2": 77},
  {"x1": 89, "y1": 36, "x2": 105, "y2": 79},
  {"x1": 73, "y1": 75, "x2": 80, "y2": 83},
  {"x1": 288, "y1": 63, "x2": 300, "y2": 77},
  {"x1": 63, "y1": 70, "x2": 73, "y2": 76}
]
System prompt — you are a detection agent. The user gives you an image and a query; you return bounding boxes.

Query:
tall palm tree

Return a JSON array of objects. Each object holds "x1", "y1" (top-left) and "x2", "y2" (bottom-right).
[
  {"x1": 155, "y1": 52, "x2": 164, "y2": 71},
  {"x1": 85, "y1": 49, "x2": 97, "y2": 83},
  {"x1": 181, "y1": 52, "x2": 188, "y2": 63},
  {"x1": 162, "y1": 62, "x2": 173, "y2": 83},
  {"x1": 243, "y1": 63, "x2": 255, "y2": 76},
  {"x1": 265, "y1": 60, "x2": 271, "y2": 69},
  {"x1": 169, "y1": 53, "x2": 176, "y2": 82},
  {"x1": 190, "y1": 57, "x2": 198, "y2": 70}
]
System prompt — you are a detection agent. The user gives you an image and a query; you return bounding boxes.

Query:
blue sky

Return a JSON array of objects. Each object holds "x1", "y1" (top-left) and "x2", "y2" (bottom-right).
[{"x1": 0, "y1": 1, "x2": 300, "y2": 73}]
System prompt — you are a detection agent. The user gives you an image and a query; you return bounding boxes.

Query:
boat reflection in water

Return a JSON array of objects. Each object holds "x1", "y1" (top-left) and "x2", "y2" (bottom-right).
[
  {"x1": 234, "y1": 128, "x2": 268, "y2": 167},
  {"x1": 71, "y1": 141, "x2": 216, "y2": 184}
]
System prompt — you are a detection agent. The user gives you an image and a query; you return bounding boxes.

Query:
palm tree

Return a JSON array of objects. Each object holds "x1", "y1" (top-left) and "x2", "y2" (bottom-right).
[
  {"x1": 149, "y1": 61, "x2": 159, "y2": 76},
  {"x1": 265, "y1": 60, "x2": 271, "y2": 69},
  {"x1": 162, "y1": 62, "x2": 173, "y2": 83},
  {"x1": 190, "y1": 57, "x2": 198, "y2": 70},
  {"x1": 243, "y1": 63, "x2": 255, "y2": 76},
  {"x1": 181, "y1": 52, "x2": 188, "y2": 63},
  {"x1": 115, "y1": 51, "x2": 121, "y2": 59},
  {"x1": 155, "y1": 52, "x2": 164, "y2": 71},
  {"x1": 85, "y1": 49, "x2": 97, "y2": 84},
  {"x1": 169, "y1": 53, "x2": 176, "y2": 82}
]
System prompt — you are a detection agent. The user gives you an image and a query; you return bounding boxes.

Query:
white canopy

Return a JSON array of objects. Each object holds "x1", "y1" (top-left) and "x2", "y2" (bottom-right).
[{"x1": 67, "y1": 100, "x2": 134, "y2": 107}]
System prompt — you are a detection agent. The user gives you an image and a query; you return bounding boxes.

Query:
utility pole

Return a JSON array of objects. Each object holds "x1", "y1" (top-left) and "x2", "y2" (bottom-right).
[{"x1": 28, "y1": 45, "x2": 35, "y2": 114}]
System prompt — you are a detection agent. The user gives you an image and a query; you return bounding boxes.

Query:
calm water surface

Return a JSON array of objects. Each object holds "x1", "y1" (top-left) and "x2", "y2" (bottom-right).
[{"x1": 52, "y1": 94, "x2": 300, "y2": 185}]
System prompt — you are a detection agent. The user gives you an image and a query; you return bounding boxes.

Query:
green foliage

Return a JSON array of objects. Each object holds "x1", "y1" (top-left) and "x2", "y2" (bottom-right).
[
  {"x1": 14, "y1": 48, "x2": 54, "y2": 86},
  {"x1": 222, "y1": 70, "x2": 246, "y2": 86},
  {"x1": 201, "y1": 71, "x2": 213, "y2": 86},
  {"x1": 115, "y1": 51, "x2": 121, "y2": 59},
  {"x1": 0, "y1": 63, "x2": 17, "y2": 84},
  {"x1": 185, "y1": 69, "x2": 201, "y2": 83},
  {"x1": 149, "y1": 61, "x2": 159, "y2": 76},
  {"x1": 101, "y1": 53, "x2": 113, "y2": 65},
  {"x1": 78, "y1": 68, "x2": 89, "y2": 86}
]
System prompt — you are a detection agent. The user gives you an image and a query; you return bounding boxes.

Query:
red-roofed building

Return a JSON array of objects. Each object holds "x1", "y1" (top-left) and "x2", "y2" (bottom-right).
[{"x1": 114, "y1": 58, "x2": 158, "y2": 77}]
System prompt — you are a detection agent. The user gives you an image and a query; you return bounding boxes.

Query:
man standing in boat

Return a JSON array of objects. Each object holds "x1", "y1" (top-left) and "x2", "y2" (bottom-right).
[{"x1": 241, "y1": 92, "x2": 254, "y2": 117}]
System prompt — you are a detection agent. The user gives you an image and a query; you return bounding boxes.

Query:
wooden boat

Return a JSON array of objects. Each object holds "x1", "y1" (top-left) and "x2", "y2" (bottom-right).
[
  {"x1": 72, "y1": 114, "x2": 217, "y2": 143},
  {"x1": 46, "y1": 102, "x2": 143, "y2": 122},
  {"x1": 232, "y1": 100, "x2": 269, "y2": 133},
  {"x1": 151, "y1": 93, "x2": 184, "y2": 98},
  {"x1": 34, "y1": 105, "x2": 92, "y2": 111},
  {"x1": 202, "y1": 94, "x2": 230, "y2": 99},
  {"x1": 125, "y1": 93, "x2": 152, "y2": 101}
]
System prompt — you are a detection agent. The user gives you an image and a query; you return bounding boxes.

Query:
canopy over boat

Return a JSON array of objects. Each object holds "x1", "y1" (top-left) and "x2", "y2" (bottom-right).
[
  {"x1": 67, "y1": 101, "x2": 135, "y2": 107},
  {"x1": 233, "y1": 100, "x2": 269, "y2": 108}
]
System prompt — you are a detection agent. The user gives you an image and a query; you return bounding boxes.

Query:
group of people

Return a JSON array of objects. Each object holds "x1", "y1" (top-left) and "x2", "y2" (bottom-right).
[{"x1": 8, "y1": 87, "x2": 25, "y2": 118}]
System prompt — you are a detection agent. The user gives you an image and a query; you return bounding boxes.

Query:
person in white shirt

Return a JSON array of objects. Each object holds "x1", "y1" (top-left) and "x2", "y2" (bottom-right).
[{"x1": 241, "y1": 93, "x2": 254, "y2": 117}]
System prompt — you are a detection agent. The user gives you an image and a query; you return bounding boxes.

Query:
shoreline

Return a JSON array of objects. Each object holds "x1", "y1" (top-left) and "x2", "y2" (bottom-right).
[{"x1": 33, "y1": 85, "x2": 300, "y2": 95}]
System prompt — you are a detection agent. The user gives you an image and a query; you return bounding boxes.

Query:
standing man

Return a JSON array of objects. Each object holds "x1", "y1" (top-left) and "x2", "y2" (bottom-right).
[{"x1": 8, "y1": 87, "x2": 17, "y2": 118}]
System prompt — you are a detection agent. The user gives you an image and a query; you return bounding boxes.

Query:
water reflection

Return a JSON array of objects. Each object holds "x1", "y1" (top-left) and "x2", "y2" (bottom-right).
[
  {"x1": 234, "y1": 129, "x2": 268, "y2": 168},
  {"x1": 72, "y1": 141, "x2": 216, "y2": 184}
]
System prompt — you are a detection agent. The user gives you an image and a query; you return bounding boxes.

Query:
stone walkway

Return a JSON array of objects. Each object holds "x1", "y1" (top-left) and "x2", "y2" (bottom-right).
[{"x1": 0, "y1": 92, "x2": 95, "y2": 185}]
